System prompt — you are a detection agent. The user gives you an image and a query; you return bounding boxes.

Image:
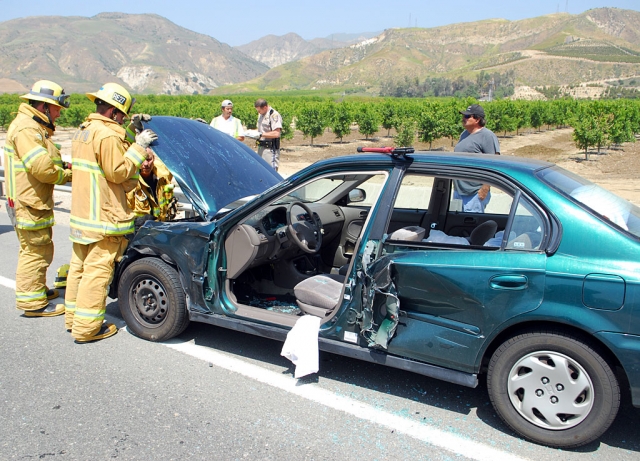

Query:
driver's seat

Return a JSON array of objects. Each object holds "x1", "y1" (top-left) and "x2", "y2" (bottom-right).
[{"x1": 294, "y1": 275, "x2": 343, "y2": 318}]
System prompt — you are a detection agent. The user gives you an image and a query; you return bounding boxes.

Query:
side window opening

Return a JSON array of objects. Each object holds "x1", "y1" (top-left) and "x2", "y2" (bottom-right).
[
  {"x1": 385, "y1": 174, "x2": 434, "y2": 240},
  {"x1": 345, "y1": 175, "x2": 386, "y2": 208},
  {"x1": 383, "y1": 170, "x2": 546, "y2": 253}
]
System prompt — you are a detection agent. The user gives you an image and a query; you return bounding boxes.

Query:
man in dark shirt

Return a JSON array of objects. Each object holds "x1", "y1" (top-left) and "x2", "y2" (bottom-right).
[{"x1": 453, "y1": 104, "x2": 500, "y2": 213}]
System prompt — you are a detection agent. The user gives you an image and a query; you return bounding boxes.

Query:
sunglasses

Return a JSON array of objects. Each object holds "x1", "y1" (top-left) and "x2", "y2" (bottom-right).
[
  {"x1": 30, "y1": 90, "x2": 71, "y2": 108},
  {"x1": 463, "y1": 114, "x2": 474, "y2": 119}
]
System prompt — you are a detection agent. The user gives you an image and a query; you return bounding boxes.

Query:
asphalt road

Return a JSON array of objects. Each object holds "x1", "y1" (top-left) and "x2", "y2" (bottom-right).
[{"x1": 1, "y1": 205, "x2": 640, "y2": 461}]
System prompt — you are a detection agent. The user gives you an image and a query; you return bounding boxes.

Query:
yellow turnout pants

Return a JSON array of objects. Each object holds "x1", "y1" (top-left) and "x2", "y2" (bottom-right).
[
  {"x1": 64, "y1": 236, "x2": 128, "y2": 340},
  {"x1": 15, "y1": 227, "x2": 54, "y2": 311}
]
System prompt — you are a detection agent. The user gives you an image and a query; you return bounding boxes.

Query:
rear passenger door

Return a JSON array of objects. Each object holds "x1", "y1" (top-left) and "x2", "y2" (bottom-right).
[{"x1": 382, "y1": 174, "x2": 549, "y2": 372}]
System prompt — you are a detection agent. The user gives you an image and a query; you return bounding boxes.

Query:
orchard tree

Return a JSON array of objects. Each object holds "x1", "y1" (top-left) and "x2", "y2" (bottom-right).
[
  {"x1": 608, "y1": 102, "x2": 636, "y2": 147},
  {"x1": 57, "y1": 106, "x2": 89, "y2": 128},
  {"x1": 513, "y1": 101, "x2": 530, "y2": 136},
  {"x1": 355, "y1": 105, "x2": 380, "y2": 140},
  {"x1": 379, "y1": 100, "x2": 397, "y2": 137},
  {"x1": 416, "y1": 101, "x2": 444, "y2": 149},
  {"x1": 572, "y1": 103, "x2": 613, "y2": 159},
  {"x1": 296, "y1": 103, "x2": 327, "y2": 145},
  {"x1": 529, "y1": 101, "x2": 547, "y2": 132},
  {"x1": 331, "y1": 102, "x2": 353, "y2": 142},
  {"x1": 440, "y1": 99, "x2": 464, "y2": 146},
  {"x1": 486, "y1": 100, "x2": 518, "y2": 137},
  {"x1": 0, "y1": 106, "x2": 15, "y2": 129},
  {"x1": 395, "y1": 120, "x2": 416, "y2": 147}
]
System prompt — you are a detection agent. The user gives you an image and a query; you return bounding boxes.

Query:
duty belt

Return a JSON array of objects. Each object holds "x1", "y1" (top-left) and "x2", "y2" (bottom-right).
[{"x1": 257, "y1": 139, "x2": 275, "y2": 147}]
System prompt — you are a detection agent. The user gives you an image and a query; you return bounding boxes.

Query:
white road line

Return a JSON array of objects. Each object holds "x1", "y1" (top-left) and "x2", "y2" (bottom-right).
[
  {"x1": 0, "y1": 276, "x2": 16, "y2": 290},
  {"x1": 0, "y1": 276, "x2": 529, "y2": 460},
  {"x1": 162, "y1": 338, "x2": 531, "y2": 461}
]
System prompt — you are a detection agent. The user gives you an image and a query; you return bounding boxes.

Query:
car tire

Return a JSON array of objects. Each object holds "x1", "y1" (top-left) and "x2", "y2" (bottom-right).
[
  {"x1": 118, "y1": 258, "x2": 189, "y2": 341},
  {"x1": 487, "y1": 330, "x2": 619, "y2": 448}
]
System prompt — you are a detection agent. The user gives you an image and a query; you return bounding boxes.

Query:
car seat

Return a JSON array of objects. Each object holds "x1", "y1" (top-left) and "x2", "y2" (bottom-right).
[{"x1": 468, "y1": 220, "x2": 498, "y2": 246}]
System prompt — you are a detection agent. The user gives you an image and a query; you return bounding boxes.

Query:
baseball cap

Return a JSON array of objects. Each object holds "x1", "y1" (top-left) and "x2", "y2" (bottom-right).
[
  {"x1": 459, "y1": 104, "x2": 485, "y2": 118},
  {"x1": 221, "y1": 99, "x2": 233, "y2": 107}
]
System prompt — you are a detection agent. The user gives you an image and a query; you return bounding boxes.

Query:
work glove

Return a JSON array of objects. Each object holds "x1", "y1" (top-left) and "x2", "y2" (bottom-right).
[
  {"x1": 131, "y1": 114, "x2": 152, "y2": 134},
  {"x1": 135, "y1": 129, "x2": 158, "y2": 149}
]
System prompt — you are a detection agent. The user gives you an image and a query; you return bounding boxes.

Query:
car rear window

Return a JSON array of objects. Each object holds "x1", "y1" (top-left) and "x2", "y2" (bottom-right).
[{"x1": 537, "y1": 165, "x2": 640, "y2": 239}]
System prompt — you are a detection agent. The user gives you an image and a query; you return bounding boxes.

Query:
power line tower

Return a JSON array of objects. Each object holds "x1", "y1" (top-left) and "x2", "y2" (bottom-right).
[{"x1": 565, "y1": 0, "x2": 569, "y2": 13}]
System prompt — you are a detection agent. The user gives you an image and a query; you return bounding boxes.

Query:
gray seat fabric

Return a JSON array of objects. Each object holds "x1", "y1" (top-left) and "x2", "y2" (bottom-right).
[
  {"x1": 294, "y1": 275, "x2": 343, "y2": 317},
  {"x1": 507, "y1": 233, "x2": 533, "y2": 250},
  {"x1": 468, "y1": 220, "x2": 498, "y2": 246},
  {"x1": 389, "y1": 225, "x2": 426, "y2": 241}
]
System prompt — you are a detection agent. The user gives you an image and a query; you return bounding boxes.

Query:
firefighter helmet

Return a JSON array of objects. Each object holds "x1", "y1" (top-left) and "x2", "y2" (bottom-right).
[
  {"x1": 86, "y1": 83, "x2": 135, "y2": 114},
  {"x1": 20, "y1": 80, "x2": 70, "y2": 108}
]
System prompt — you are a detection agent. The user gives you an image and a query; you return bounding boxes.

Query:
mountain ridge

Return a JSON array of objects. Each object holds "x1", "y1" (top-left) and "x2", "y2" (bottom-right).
[
  {"x1": 222, "y1": 7, "x2": 640, "y2": 94},
  {"x1": 0, "y1": 12, "x2": 268, "y2": 95},
  {"x1": 235, "y1": 31, "x2": 381, "y2": 68},
  {"x1": 1, "y1": 9, "x2": 639, "y2": 96}
]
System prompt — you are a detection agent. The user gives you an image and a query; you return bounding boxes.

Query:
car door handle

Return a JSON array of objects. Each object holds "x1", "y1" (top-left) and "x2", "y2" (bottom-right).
[
  {"x1": 359, "y1": 211, "x2": 368, "y2": 218},
  {"x1": 490, "y1": 275, "x2": 528, "y2": 290}
]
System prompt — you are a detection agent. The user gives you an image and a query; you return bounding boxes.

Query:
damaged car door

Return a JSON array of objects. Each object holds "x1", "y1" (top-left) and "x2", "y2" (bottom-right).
[{"x1": 374, "y1": 172, "x2": 550, "y2": 373}]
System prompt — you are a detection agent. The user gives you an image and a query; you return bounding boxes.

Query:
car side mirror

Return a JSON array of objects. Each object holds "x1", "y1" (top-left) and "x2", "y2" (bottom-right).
[{"x1": 348, "y1": 188, "x2": 366, "y2": 203}]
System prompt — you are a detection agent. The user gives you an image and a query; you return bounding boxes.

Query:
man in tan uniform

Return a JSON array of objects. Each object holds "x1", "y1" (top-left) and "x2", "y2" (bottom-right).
[
  {"x1": 64, "y1": 83, "x2": 157, "y2": 342},
  {"x1": 254, "y1": 99, "x2": 282, "y2": 171},
  {"x1": 3, "y1": 80, "x2": 72, "y2": 317}
]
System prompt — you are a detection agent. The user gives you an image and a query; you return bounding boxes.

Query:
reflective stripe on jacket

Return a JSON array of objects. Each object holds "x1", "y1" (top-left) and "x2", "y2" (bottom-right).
[
  {"x1": 69, "y1": 114, "x2": 146, "y2": 244},
  {"x1": 3, "y1": 103, "x2": 71, "y2": 230}
]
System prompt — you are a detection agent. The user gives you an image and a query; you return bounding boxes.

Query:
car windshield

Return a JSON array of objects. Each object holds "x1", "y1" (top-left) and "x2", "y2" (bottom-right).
[{"x1": 537, "y1": 165, "x2": 640, "y2": 238}]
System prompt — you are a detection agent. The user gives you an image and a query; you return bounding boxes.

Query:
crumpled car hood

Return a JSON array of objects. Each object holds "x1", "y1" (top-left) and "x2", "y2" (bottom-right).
[{"x1": 144, "y1": 116, "x2": 282, "y2": 219}]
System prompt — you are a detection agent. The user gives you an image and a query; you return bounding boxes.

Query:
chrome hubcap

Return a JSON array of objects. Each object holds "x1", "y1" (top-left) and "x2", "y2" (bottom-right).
[{"x1": 507, "y1": 351, "x2": 594, "y2": 430}]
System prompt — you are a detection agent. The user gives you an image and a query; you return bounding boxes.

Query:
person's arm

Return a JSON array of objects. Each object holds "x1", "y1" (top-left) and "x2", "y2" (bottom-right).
[
  {"x1": 477, "y1": 184, "x2": 491, "y2": 200},
  {"x1": 14, "y1": 128, "x2": 69, "y2": 185},
  {"x1": 260, "y1": 111, "x2": 283, "y2": 139},
  {"x1": 259, "y1": 128, "x2": 281, "y2": 139},
  {"x1": 234, "y1": 119, "x2": 245, "y2": 141},
  {"x1": 98, "y1": 136, "x2": 146, "y2": 187},
  {"x1": 477, "y1": 132, "x2": 501, "y2": 199}
]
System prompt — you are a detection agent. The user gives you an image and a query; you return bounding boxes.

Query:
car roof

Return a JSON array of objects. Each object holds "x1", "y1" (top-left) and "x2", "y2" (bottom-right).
[{"x1": 304, "y1": 151, "x2": 553, "y2": 176}]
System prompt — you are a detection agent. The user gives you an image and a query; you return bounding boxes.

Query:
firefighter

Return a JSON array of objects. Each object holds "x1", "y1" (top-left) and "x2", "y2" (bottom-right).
[
  {"x1": 64, "y1": 83, "x2": 157, "y2": 342},
  {"x1": 127, "y1": 150, "x2": 177, "y2": 226},
  {"x1": 3, "y1": 80, "x2": 72, "y2": 317}
]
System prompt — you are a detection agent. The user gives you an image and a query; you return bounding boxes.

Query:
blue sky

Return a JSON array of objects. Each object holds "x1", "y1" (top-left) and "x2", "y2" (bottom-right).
[{"x1": 1, "y1": 1, "x2": 638, "y2": 46}]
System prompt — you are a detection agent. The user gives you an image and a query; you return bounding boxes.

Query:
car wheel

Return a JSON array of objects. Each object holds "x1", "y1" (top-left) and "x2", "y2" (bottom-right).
[
  {"x1": 118, "y1": 258, "x2": 189, "y2": 341},
  {"x1": 487, "y1": 330, "x2": 619, "y2": 448}
]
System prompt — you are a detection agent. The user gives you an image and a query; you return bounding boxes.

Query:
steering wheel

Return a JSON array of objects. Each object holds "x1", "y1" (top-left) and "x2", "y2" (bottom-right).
[{"x1": 286, "y1": 202, "x2": 323, "y2": 254}]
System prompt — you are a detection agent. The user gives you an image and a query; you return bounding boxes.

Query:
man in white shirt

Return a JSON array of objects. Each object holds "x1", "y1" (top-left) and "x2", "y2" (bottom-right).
[{"x1": 210, "y1": 99, "x2": 245, "y2": 141}]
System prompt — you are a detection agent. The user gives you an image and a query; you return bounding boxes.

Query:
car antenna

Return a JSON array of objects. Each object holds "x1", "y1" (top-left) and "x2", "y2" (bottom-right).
[{"x1": 357, "y1": 146, "x2": 414, "y2": 156}]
